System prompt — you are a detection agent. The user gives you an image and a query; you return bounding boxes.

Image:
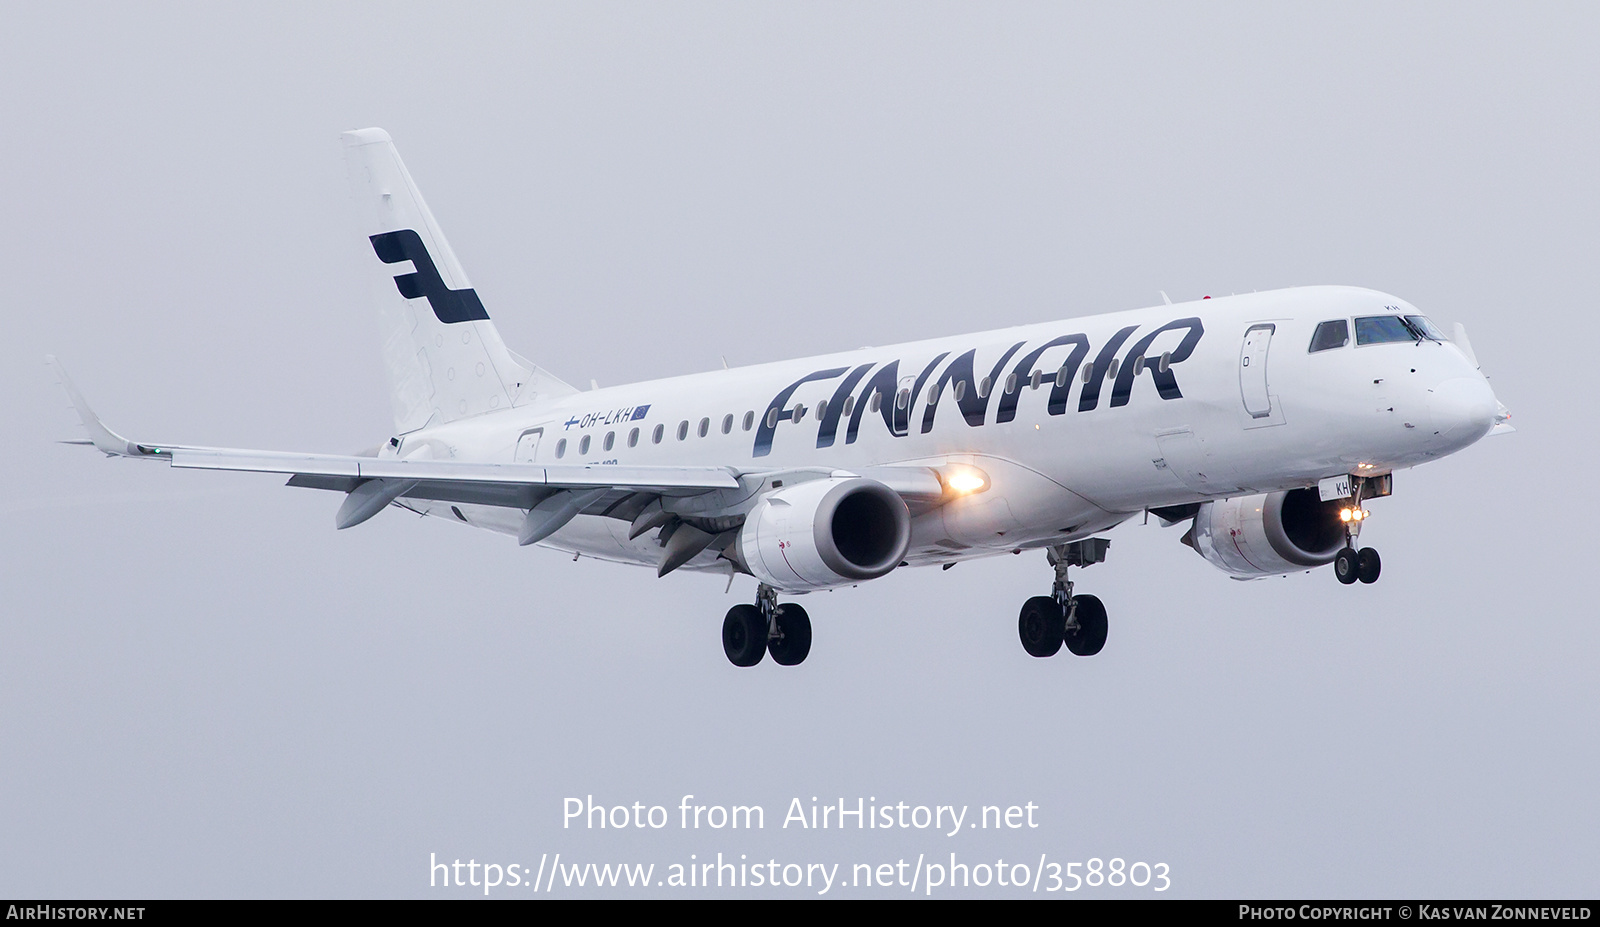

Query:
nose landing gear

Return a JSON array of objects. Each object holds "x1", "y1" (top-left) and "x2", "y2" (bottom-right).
[
  {"x1": 1018, "y1": 538, "x2": 1111, "y2": 658},
  {"x1": 1333, "y1": 477, "x2": 1383, "y2": 586}
]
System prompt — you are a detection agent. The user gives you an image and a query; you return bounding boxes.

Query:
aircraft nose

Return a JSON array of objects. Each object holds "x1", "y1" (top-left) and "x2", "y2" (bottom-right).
[{"x1": 1428, "y1": 376, "x2": 1497, "y2": 449}]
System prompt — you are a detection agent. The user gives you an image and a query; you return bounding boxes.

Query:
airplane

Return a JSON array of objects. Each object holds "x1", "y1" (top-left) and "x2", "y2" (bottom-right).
[{"x1": 51, "y1": 128, "x2": 1512, "y2": 668}]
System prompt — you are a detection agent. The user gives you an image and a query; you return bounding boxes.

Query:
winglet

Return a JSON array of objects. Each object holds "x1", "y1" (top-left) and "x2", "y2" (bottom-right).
[
  {"x1": 1452, "y1": 323, "x2": 1481, "y2": 369},
  {"x1": 46, "y1": 356, "x2": 147, "y2": 457}
]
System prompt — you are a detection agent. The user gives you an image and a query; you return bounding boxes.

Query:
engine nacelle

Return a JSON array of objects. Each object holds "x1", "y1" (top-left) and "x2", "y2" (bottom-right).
[
  {"x1": 737, "y1": 477, "x2": 912, "y2": 592},
  {"x1": 1190, "y1": 489, "x2": 1347, "y2": 578}
]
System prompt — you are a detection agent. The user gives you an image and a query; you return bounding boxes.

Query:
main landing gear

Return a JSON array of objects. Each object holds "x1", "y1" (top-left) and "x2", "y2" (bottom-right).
[
  {"x1": 1019, "y1": 538, "x2": 1111, "y2": 659},
  {"x1": 722, "y1": 584, "x2": 812, "y2": 667},
  {"x1": 1333, "y1": 478, "x2": 1382, "y2": 586}
]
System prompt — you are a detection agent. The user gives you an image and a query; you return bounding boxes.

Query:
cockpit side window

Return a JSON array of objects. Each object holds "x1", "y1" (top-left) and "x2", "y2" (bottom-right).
[
  {"x1": 1355, "y1": 315, "x2": 1417, "y2": 345},
  {"x1": 1308, "y1": 319, "x2": 1350, "y2": 353}
]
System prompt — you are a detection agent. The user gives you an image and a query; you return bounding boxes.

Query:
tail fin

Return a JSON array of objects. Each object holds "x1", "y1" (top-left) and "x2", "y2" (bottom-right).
[{"x1": 341, "y1": 128, "x2": 576, "y2": 434}]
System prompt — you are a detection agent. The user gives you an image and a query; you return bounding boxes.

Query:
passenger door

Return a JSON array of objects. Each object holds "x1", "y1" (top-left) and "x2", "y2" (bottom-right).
[{"x1": 1239, "y1": 324, "x2": 1275, "y2": 418}]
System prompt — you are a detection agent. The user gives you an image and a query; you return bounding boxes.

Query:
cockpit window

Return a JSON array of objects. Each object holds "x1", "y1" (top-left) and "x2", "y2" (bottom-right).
[
  {"x1": 1308, "y1": 319, "x2": 1350, "y2": 353},
  {"x1": 1405, "y1": 315, "x2": 1447, "y2": 341},
  {"x1": 1355, "y1": 315, "x2": 1418, "y2": 345}
]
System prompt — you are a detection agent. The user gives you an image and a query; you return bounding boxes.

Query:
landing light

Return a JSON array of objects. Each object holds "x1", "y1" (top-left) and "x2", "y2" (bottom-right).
[
  {"x1": 1339, "y1": 507, "x2": 1369, "y2": 522},
  {"x1": 943, "y1": 467, "x2": 990, "y2": 495}
]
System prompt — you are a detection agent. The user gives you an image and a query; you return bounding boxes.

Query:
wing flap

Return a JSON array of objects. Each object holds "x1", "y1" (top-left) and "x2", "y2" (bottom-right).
[{"x1": 170, "y1": 447, "x2": 739, "y2": 493}]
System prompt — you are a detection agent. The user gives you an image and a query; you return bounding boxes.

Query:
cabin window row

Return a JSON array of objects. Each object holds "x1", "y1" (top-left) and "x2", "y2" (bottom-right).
[
  {"x1": 547, "y1": 347, "x2": 1183, "y2": 458},
  {"x1": 551, "y1": 410, "x2": 761, "y2": 458}
]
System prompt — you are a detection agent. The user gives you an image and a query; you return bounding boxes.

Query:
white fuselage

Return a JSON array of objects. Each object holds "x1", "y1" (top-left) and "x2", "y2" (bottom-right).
[{"x1": 390, "y1": 285, "x2": 1496, "y2": 576}]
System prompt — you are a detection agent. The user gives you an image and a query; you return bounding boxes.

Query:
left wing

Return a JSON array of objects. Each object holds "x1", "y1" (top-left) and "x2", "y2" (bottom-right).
[
  {"x1": 50, "y1": 356, "x2": 740, "y2": 527},
  {"x1": 49, "y1": 358, "x2": 946, "y2": 551}
]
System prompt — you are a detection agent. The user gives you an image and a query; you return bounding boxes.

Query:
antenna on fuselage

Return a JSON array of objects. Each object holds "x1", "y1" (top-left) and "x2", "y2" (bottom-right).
[{"x1": 1160, "y1": 291, "x2": 1172, "y2": 305}]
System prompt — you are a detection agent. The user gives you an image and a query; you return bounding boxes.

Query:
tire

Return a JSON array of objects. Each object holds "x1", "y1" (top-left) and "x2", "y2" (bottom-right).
[
  {"x1": 722, "y1": 604, "x2": 768, "y2": 667},
  {"x1": 1334, "y1": 547, "x2": 1359, "y2": 585},
  {"x1": 1357, "y1": 547, "x2": 1381, "y2": 584},
  {"x1": 768, "y1": 604, "x2": 813, "y2": 666},
  {"x1": 1017, "y1": 595, "x2": 1065, "y2": 657},
  {"x1": 1063, "y1": 594, "x2": 1108, "y2": 657}
]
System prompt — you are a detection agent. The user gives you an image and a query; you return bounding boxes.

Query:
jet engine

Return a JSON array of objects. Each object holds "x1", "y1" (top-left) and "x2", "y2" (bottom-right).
[
  {"x1": 736, "y1": 477, "x2": 912, "y2": 593},
  {"x1": 1188, "y1": 488, "x2": 1347, "y2": 578}
]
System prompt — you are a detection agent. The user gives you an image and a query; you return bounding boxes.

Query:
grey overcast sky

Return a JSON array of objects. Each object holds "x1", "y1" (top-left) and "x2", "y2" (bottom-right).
[{"x1": 2, "y1": 2, "x2": 1595, "y2": 898}]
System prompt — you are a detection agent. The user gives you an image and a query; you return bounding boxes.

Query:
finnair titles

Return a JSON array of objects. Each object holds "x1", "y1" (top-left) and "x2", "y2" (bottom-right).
[{"x1": 53, "y1": 128, "x2": 1512, "y2": 668}]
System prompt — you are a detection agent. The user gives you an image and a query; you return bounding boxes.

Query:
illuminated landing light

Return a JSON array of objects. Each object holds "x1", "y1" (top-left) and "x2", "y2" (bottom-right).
[
  {"x1": 1339, "y1": 507, "x2": 1370, "y2": 522},
  {"x1": 942, "y1": 466, "x2": 990, "y2": 496}
]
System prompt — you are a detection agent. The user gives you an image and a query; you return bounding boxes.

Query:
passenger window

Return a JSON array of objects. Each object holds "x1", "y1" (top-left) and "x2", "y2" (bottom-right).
[
  {"x1": 1309, "y1": 319, "x2": 1350, "y2": 353},
  {"x1": 869, "y1": 393, "x2": 881, "y2": 414},
  {"x1": 555, "y1": 438, "x2": 567, "y2": 458},
  {"x1": 698, "y1": 417, "x2": 709, "y2": 438},
  {"x1": 721, "y1": 414, "x2": 733, "y2": 434},
  {"x1": 652, "y1": 424, "x2": 664, "y2": 444},
  {"x1": 579, "y1": 435, "x2": 591, "y2": 454},
  {"x1": 842, "y1": 396, "x2": 855, "y2": 416},
  {"x1": 677, "y1": 421, "x2": 689, "y2": 441},
  {"x1": 603, "y1": 431, "x2": 614, "y2": 451},
  {"x1": 742, "y1": 411, "x2": 754, "y2": 431},
  {"x1": 628, "y1": 427, "x2": 639, "y2": 448}
]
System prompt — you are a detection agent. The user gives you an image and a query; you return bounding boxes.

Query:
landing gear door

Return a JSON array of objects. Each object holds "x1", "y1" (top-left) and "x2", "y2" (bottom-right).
[
  {"x1": 1239, "y1": 324, "x2": 1275, "y2": 418},
  {"x1": 514, "y1": 427, "x2": 543, "y2": 463}
]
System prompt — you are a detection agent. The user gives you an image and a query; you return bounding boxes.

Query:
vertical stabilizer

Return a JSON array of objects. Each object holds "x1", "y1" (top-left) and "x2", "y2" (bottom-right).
[{"x1": 341, "y1": 128, "x2": 576, "y2": 434}]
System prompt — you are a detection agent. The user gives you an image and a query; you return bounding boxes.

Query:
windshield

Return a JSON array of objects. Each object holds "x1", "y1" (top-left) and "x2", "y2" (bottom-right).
[
  {"x1": 1355, "y1": 315, "x2": 1417, "y2": 345},
  {"x1": 1405, "y1": 315, "x2": 1447, "y2": 341}
]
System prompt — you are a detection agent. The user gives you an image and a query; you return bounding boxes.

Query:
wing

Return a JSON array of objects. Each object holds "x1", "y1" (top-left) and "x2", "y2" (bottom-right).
[{"x1": 49, "y1": 358, "x2": 946, "y2": 556}]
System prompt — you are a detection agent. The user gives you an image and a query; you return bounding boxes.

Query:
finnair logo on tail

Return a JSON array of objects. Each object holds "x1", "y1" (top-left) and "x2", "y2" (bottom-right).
[{"x1": 370, "y1": 229, "x2": 490, "y2": 324}]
